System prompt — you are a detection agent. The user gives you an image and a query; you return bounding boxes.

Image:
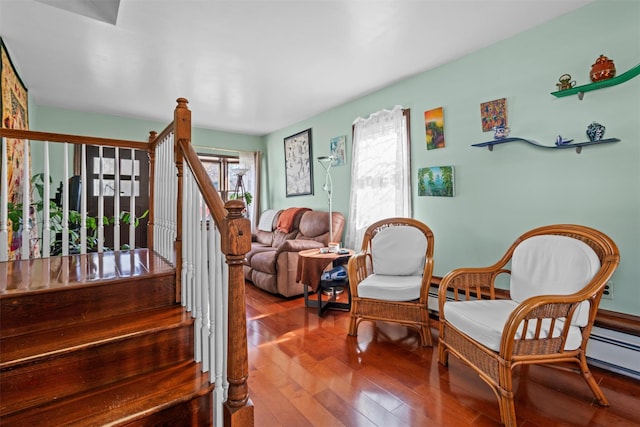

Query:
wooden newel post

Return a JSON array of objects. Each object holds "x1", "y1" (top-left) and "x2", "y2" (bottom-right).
[
  {"x1": 222, "y1": 199, "x2": 254, "y2": 427},
  {"x1": 147, "y1": 130, "x2": 157, "y2": 252},
  {"x1": 174, "y1": 98, "x2": 190, "y2": 304}
]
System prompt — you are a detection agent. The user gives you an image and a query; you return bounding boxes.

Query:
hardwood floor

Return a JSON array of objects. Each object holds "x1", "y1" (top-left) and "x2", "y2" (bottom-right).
[{"x1": 245, "y1": 283, "x2": 640, "y2": 427}]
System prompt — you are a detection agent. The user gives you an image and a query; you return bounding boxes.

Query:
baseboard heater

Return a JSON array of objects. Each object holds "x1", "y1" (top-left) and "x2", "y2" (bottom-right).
[{"x1": 587, "y1": 326, "x2": 640, "y2": 380}]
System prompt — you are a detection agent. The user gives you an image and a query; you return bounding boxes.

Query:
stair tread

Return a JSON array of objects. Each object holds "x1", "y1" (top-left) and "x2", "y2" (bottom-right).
[
  {"x1": 1, "y1": 361, "x2": 214, "y2": 427},
  {"x1": 0, "y1": 248, "x2": 174, "y2": 296},
  {"x1": 1, "y1": 305, "x2": 192, "y2": 368}
]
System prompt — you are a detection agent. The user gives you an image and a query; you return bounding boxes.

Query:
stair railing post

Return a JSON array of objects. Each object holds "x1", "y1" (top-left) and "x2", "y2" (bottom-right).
[
  {"x1": 173, "y1": 98, "x2": 190, "y2": 304},
  {"x1": 221, "y1": 200, "x2": 254, "y2": 427},
  {"x1": 147, "y1": 131, "x2": 157, "y2": 254}
]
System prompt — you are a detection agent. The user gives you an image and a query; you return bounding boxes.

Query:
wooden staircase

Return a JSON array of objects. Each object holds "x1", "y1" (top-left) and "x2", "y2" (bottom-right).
[{"x1": 0, "y1": 249, "x2": 214, "y2": 426}]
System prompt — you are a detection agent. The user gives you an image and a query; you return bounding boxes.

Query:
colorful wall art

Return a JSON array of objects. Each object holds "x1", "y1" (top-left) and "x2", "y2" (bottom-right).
[
  {"x1": 424, "y1": 107, "x2": 445, "y2": 150},
  {"x1": 418, "y1": 166, "x2": 454, "y2": 197},
  {"x1": 330, "y1": 135, "x2": 346, "y2": 166},
  {"x1": 480, "y1": 98, "x2": 507, "y2": 132},
  {"x1": 1, "y1": 37, "x2": 38, "y2": 259}
]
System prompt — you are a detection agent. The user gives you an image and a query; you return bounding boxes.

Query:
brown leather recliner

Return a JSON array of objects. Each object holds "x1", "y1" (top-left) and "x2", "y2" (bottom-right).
[{"x1": 244, "y1": 208, "x2": 345, "y2": 297}]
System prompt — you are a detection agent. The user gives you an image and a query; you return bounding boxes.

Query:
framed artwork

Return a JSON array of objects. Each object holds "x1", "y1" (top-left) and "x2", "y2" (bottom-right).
[
  {"x1": 424, "y1": 107, "x2": 445, "y2": 150},
  {"x1": 1, "y1": 38, "x2": 37, "y2": 259},
  {"x1": 418, "y1": 166, "x2": 454, "y2": 197},
  {"x1": 330, "y1": 135, "x2": 346, "y2": 166},
  {"x1": 480, "y1": 98, "x2": 507, "y2": 132},
  {"x1": 284, "y1": 128, "x2": 313, "y2": 197}
]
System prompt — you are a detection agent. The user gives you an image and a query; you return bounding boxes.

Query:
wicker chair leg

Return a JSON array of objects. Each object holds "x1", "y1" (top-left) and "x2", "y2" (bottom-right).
[
  {"x1": 348, "y1": 315, "x2": 359, "y2": 337},
  {"x1": 578, "y1": 353, "x2": 610, "y2": 406},
  {"x1": 437, "y1": 342, "x2": 449, "y2": 366},
  {"x1": 498, "y1": 364, "x2": 517, "y2": 427},
  {"x1": 419, "y1": 324, "x2": 433, "y2": 347},
  {"x1": 498, "y1": 394, "x2": 517, "y2": 427}
]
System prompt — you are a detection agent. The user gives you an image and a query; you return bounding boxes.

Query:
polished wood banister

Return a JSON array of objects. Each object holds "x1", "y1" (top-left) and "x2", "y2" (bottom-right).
[
  {"x1": 0, "y1": 128, "x2": 148, "y2": 150},
  {"x1": 178, "y1": 141, "x2": 228, "y2": 224},
  {"x1": 149, "y1": 121, "x2": 176, "y2": 152},
  {"x1": 171, "y1": 98, "x2": 254, "y2": 427}
]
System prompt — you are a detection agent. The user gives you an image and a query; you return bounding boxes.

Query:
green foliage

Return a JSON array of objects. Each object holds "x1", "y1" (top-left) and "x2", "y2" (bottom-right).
[
  {"x1": 228, "y1": 191, "x2": 252, "y2": 206},
  {"x1": 7, "y1": 174, "x2": 149, "y2": 254}
]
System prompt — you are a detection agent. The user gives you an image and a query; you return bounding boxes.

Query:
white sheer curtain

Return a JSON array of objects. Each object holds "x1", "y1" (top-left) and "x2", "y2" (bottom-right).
[
  {"x1": 344, "y1": 106, "x2": 411, "y2": 249},
  {"x1": 239, "y1": 151, "x2": 260, "y2": 227}
]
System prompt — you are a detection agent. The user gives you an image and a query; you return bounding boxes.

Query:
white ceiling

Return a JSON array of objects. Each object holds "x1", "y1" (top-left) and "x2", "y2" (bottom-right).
[{"x1": 0, "y1": 0, "x2": 594, "y2": 136}]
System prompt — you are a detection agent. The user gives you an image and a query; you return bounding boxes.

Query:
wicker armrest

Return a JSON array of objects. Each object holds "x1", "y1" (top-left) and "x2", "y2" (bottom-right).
[
  {"x1": 501, "y1": 293, "x2": 591, "y2": 357},
  {"x1": 438, "y1": 268, "x2": 510, "y2": 314},
  {"x1": 347, "y1": 251, "x2": 371, "y2": 297}
]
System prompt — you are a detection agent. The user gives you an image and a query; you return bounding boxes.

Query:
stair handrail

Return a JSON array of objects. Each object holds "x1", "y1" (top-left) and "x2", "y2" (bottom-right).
[
  {"x1": 0, "y1": 128, "x2": 150, "y2": 260},
  {"x1": 151, "y1": 98, "x2": 253, "y2": 427},
  {"x1": 0, "y1": 128, "x2": 148, "y2": 149}
]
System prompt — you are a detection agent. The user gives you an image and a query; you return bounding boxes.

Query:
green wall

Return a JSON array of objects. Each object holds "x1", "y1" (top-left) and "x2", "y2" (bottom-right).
[{"x1": 262, "y1": 1, "x2": 640, "y2": 315}]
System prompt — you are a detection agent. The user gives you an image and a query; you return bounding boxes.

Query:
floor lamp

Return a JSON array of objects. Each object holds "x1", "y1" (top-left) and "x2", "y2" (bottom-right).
[{"x1": 317, "y1": 155, "x2": 335, "y2": 248}]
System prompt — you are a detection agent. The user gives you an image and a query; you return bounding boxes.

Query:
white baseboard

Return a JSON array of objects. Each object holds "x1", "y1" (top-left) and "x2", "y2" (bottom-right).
[{"x1": 587, "y1": 326, "x2": 640, "y2": 380}]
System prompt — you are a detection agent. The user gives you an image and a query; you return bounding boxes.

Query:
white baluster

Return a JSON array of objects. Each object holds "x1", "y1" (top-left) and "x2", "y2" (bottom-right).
[
  {"x1": 20, "y1": 139, "x2": 30, "y2": 259},
  {"x1": 181, "y1": 167, "x2": 190, "y2": 309},
  {"x1": 1, "y1": 137, "x2": 8, "y2": 261},
  {"x1": 42, "y1": 141, "x2": 50, "y2": 257},
  {"x1": 97, "y1": 146, "x2": 104, "y2": 253},
  {"x1": 62, "y1": 143, "x2": 69, "y2": 256},
  {"x1": 80, "y1": 144, "x2": 87, "y2": 254},
  {"x1": 114, "y1": 147, "x2": 120, "y2": 251},
  {"x1": 221, "y1": 246, "x2": 230, "y2": 400},
  {"x1": 129, "y1": 148, "x2": 136, "y2": 250},
  {"x1": 200, "y1": 194, "x2": 210, "y2": 370},
  {"x1": 209, "y1": 223, "x2": 221, "y2": 423}
]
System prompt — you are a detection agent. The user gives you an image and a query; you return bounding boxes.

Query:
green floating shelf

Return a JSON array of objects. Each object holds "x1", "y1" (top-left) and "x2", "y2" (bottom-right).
[
  {"x1": 551, "y1": 63, "x2": 640, "y2": 100},
  {"x1": 472, "y1": 137, "x2": 620, "y2": 154}
]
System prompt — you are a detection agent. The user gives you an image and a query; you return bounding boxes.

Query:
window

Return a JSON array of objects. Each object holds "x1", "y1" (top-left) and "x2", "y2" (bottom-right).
[
  {"x1": 344, "y1": 107, "x2": 411, "y2": 249},
  {"x1": 198, "y1": 154, "x2": 239, "y2": 202}
]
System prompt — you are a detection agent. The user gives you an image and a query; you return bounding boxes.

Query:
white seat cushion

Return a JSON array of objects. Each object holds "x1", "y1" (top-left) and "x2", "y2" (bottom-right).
[
  {"x1": 510, "y1": 235, "x2": 601, "y2": 327},
  {"x1": 358, "y1": 274, "x2": 423, "y2": 301},
  {"x1": 444, "y1": 299, "x2": 583, "y2": 352},
  {"x1": 371, "y1": 226, "x2": 427, "y2": 276}
]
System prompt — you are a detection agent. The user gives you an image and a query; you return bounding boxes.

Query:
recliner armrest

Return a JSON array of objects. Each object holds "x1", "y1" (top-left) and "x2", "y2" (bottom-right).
[{"x1": 277, "y1": 239, "x2": 324, "y2": 253}]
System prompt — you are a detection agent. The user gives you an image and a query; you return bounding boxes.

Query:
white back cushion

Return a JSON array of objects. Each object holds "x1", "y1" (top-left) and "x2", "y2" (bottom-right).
[
  {"x1": 371, "y1": 225, "x2": 427, "y2": 276},
  {"x1": 510, "y1": 235, "x2": 601, "y2": 326},
  {"x1": 257, "y1": 209, "x2": 279, "y2": 231}
]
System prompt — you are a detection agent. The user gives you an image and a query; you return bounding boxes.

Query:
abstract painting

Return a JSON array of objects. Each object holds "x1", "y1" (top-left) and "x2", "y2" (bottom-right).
[
  {"x1": 424, "y1": 107, "x2": 445, "y2": 150},
  {"x1": 1, "y1": 38, "x2": 37, "y2": 259},
  {"x1": 330, "y1": 135, "x2": 346, "y2": 166},
  {"x1": 284, "y1": 128, "x2": 313, "y2": 197},
  {"x1": 480, "y1": 98, "x2": 507, "y2": 132}
]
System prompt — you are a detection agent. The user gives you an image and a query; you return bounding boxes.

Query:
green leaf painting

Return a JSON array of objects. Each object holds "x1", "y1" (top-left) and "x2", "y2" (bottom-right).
[{"x1": 418, "y1": 166, "x2": 454, "y2": 197}]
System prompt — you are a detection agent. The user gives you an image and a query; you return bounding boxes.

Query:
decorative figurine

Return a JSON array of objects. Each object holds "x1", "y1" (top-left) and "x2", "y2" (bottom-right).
[
  {"x1": 555, "y1": 135, "x2": 574, "y2": 146},
  {"x1": 590, "y1": 55, "x2": 616, "y2": 82},
  {"x1": 493, "y1": 125, "x2": 510, "y2": 139},
  {"x1": 556, "y1": 74, "x2": 577, "y2": 91},
  {"x1": 586, "y1": 122, "x2": 606, "y2": 142}
]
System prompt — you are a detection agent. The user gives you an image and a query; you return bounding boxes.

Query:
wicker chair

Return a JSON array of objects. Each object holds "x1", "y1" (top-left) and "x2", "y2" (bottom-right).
[
  {"x1": 347, "y1": 217, "x2": 435, "y2": 347},
  {"x1": 438, "y1": 224, "x2": 620, "y2": 426}
]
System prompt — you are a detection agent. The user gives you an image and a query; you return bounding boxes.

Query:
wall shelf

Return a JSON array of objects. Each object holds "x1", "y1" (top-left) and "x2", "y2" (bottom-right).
[
  {"x1": 472, "y1": 137, "x2": 620, "y2": 154},
  {"x1": 551, "y1": 63, "x2": 640, "y2": 100}
]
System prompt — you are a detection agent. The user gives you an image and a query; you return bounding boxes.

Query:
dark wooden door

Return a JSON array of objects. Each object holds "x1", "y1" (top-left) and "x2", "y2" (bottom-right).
[{"x1": 83, "y1": 146, "x2": 149, "y2": 250}]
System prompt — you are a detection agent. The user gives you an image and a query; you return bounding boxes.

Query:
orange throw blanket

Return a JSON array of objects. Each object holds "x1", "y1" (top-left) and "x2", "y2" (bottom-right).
[{"x1": 277, "y1": 207, "x2": 310, "y2": 233}]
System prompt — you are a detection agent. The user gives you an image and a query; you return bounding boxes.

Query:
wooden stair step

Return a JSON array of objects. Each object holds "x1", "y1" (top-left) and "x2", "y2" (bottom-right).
[
  {"x1": 1, "y1": 249, "x2": 176, "y2": 339},
  {"x1": 1, "y1": 305, "x2": 191, "y2": 367},
  {"x1": 1, "y1": 361, "x2": 214, "y2": 427},
  {"x1": 1, "y1": 306, "x2": 194, "y2": 416}
]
